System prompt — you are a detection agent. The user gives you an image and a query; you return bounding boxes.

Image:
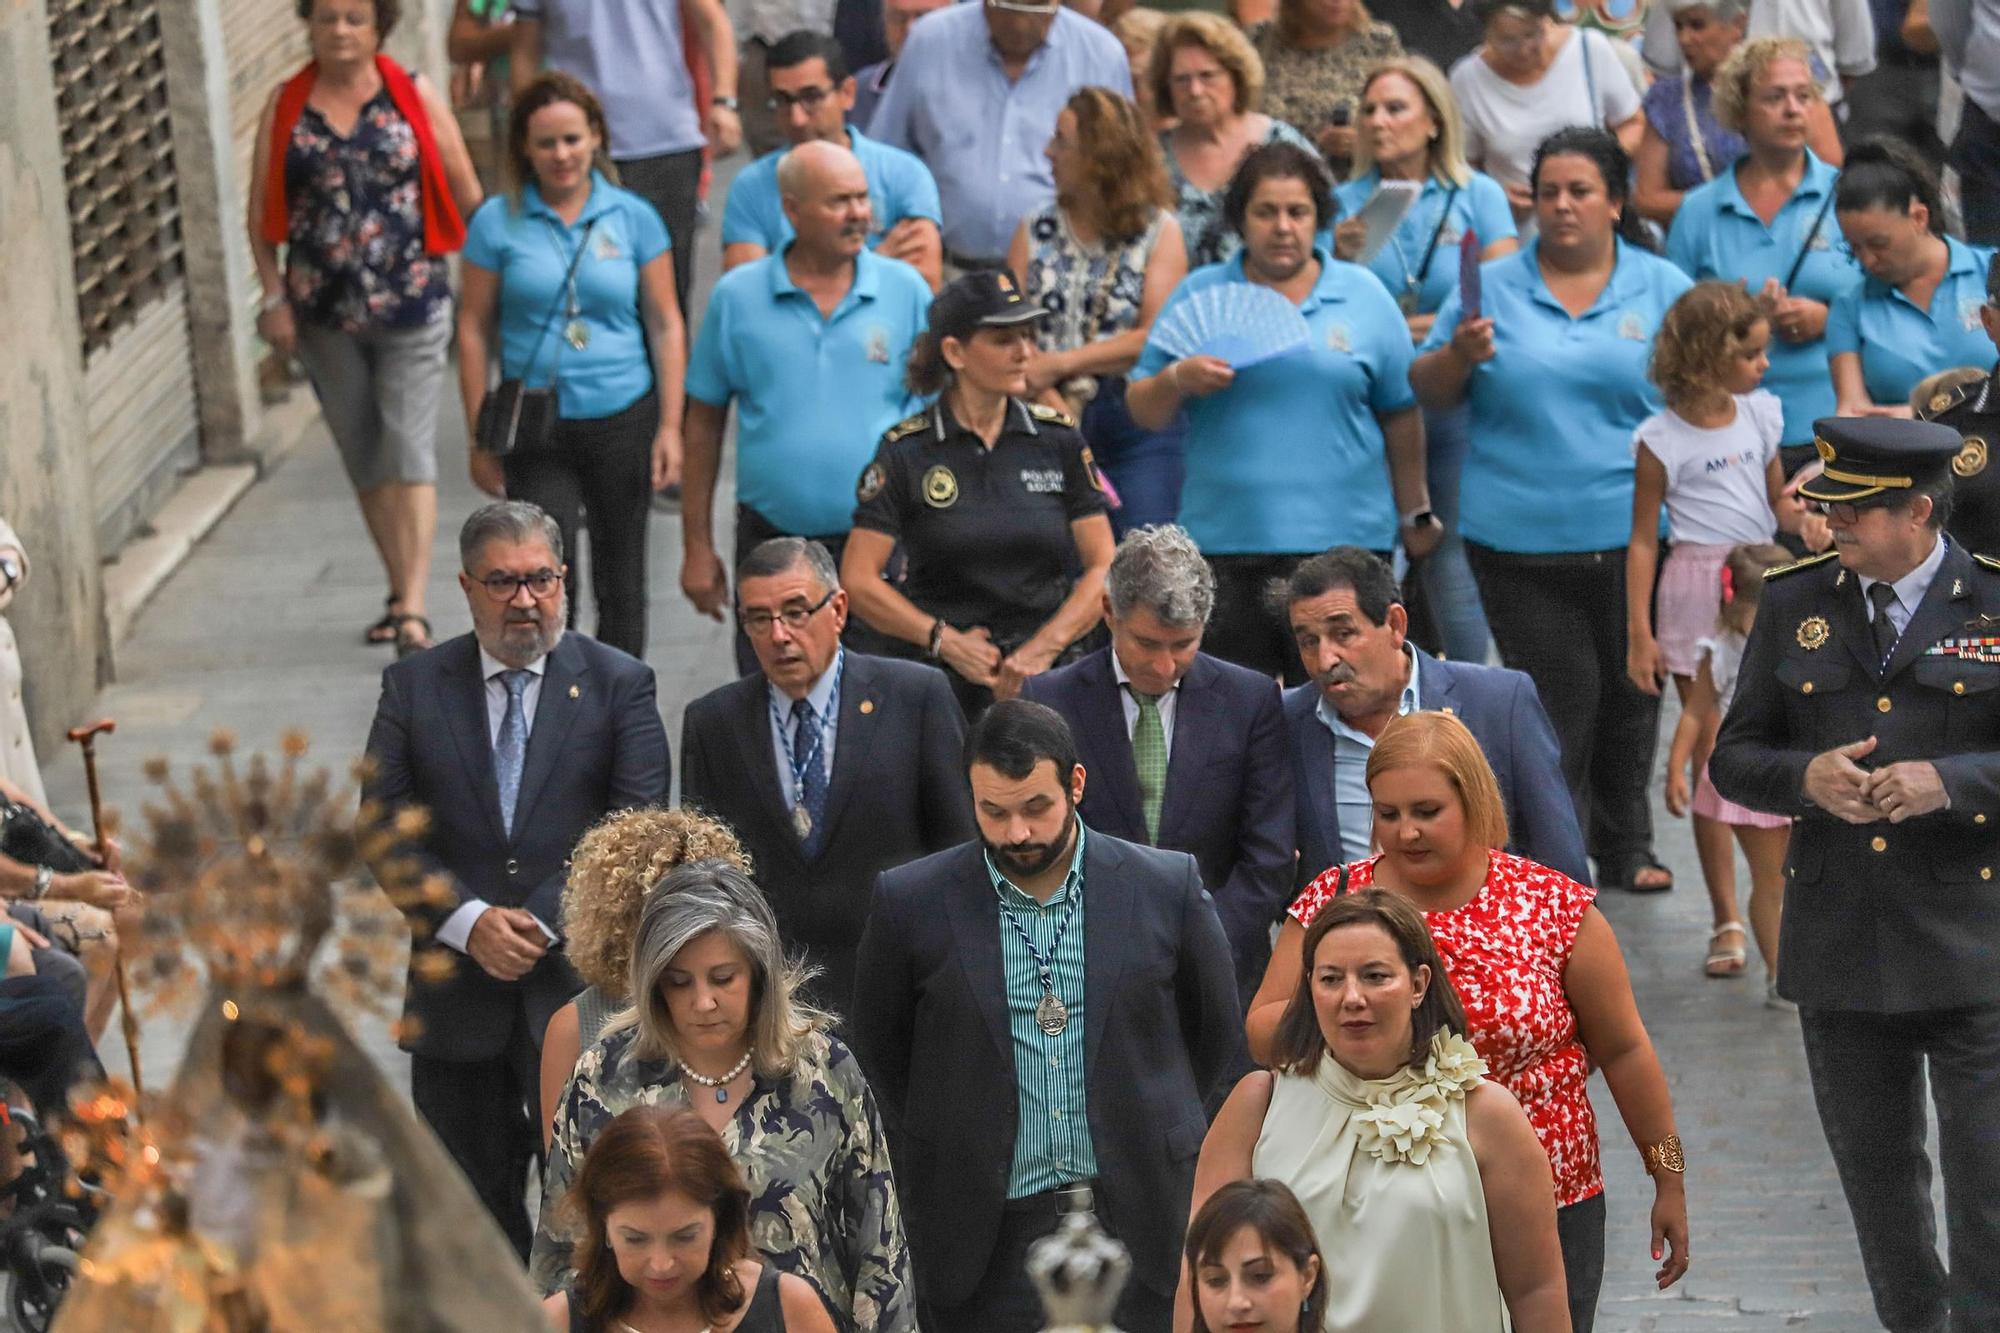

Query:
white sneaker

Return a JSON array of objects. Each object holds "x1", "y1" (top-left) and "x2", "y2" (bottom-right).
[{"x1": 1765, "y1": 978, "x2": 1798, "y2": 1012}]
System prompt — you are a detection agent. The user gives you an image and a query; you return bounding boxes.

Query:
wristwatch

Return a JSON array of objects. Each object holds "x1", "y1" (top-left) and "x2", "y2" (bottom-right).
[
  {"x1": 31, "y1": 865, "x2": 52, "y2": 901},
  {"x1": 711, "y1": 95, "x2": 740, "y2": 111}
]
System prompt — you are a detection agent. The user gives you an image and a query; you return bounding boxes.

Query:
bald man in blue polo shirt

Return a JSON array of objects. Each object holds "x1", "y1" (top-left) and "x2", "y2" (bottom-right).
[{"x1": 683, "y1": 139, "x2": 934, "y2": 674}]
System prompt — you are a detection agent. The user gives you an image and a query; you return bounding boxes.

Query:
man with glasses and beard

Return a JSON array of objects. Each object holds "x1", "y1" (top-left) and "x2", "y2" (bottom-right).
[
  {"x1": 851, "y1": 699, "x2": 1241, "y2": 1333},
  {"x1": 363, "y1": 500, "x2": 670, "y2": 1257}
]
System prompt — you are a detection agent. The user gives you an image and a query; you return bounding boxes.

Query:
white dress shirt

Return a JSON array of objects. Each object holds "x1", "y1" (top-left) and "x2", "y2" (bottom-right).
[
  {"x1": 1859, "y1": 535, "x2": 1947, "y2": 640},
  {"x1": 436, "y1": 648, "x2": 555, "y2": 953},
  {"x1": 1113, "y1": 652, "x2": 1179, "y2": 755},
  {"x1": 767, "y1": 649, "x2": 842, "y2": 809}
]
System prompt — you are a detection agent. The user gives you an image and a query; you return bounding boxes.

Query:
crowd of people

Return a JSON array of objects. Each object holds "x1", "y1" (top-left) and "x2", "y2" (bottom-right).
[{"x1": 8, "y1": 0, "x2": 2000, "y2": 1328}]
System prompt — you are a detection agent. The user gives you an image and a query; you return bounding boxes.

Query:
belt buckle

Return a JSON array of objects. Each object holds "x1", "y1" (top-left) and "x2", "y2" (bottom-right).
[{"x1": 1053, "y1": 1181, "x2": 1095, "y2": 1215}]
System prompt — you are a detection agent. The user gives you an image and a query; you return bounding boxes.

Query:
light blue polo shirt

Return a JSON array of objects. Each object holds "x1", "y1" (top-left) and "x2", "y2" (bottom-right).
[
  {"x1": 685, "y1": 247, "x2": 931, "y2": 536},
  {"x1": 463, "y1": 174, "x2": 673, "y2": 420},
  {"x1": 1665, "y1": 152, "x2": 1861, "y2": 444},
  {"x1": 1824, "y1": 235, "x2": 1999, "y2": 409},
  {"x1": 1333, "y1": 170, "x2": 1517, "y2": 318},
  {"x1": 511, "y1": 0, "x2": 703, "y2": 158},
  {"x1": 721, "y1": 128, "x2": 943, "y2": 254},
  {"x1": 1134, "y1": 251, "x2": 1417, "y2": 554},
  {"x1": 1421, "y1": 239, "x2": 1694, "y2": 553}
]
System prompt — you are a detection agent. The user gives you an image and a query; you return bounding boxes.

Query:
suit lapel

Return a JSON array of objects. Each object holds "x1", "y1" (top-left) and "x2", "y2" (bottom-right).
[
  {"x1": 512, "y1": 634, "x2": 587, "y2": 838},
  {"x1": 945, "y1": 851, "x2": 1015, "y2": 1075},
  {"x1": 818, "y1": 654, "x2": 879, "y2": 846},
  {"x1": 1082, "y1": 831, "x2": 1131, "y2": 1078},
  {"x1": 1075, "y1": 653, "x2": 1145, "y2": 837},
  {"x1": 1884, "y1": 544, "x2": 1974, "y2": 682},
  {"x1": 443, "y1": 638, "x2": 508, "y2": 846},
  {"x1": 1156, "y1": 656, "x2": 1215, "y2": 841},
  {"x1": 1297, "y1": 697, "x2": 1343, "y2": 863},
  {"x1": 1415, "y1": 647, "x2": 1455, "y2": 715},
  {"x1": 728, "y1": 675, "x2": 791, "y2": 828}
]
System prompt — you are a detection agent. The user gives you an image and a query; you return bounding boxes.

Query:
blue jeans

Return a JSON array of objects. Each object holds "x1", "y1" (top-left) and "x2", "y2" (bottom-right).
[
  {"x1": 1411, "y1": 404, "x2": 1491, "y2": 663},
  {"x1": 1084, "y1": 378, "x2": 1185, "y2": 537}
]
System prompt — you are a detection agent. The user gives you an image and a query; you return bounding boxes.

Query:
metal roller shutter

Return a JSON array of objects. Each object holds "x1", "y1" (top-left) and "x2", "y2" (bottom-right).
[{"x1": 224, "y1": 0, "x2": 307, "y2": 312}]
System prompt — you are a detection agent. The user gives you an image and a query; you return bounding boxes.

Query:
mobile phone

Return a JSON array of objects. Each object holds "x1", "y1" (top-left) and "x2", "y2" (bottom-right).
[{"x1": 1329, "y1": 103, "x2": 1352, "y2": 127}]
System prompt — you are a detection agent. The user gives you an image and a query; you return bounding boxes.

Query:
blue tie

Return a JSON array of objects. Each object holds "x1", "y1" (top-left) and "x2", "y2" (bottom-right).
[
  {"x1": 791, "y1": 696, "x2": 831, "y2": 857},
  {"x1": 495, "y1": 669, "x2": 531, "y2": 837}
]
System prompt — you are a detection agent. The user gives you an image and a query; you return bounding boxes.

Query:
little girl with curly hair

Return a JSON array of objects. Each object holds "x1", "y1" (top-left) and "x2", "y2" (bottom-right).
[{"x1": 537, "y1": 807, "x2": 749, "y2": 1146}]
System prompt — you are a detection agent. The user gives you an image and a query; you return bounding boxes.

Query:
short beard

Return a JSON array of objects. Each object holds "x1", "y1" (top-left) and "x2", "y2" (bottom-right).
[
  {"x1": 479, "y1": 592, "x2": 566, "y2": 667},
  {"x1": 984, "y1": 796, "x2": 1078, "y2": 881}
]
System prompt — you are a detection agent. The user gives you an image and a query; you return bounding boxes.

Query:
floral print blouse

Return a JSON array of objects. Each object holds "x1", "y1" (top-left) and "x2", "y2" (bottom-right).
[
  {"x1": 530, "y1": 1025, "x2": 916, "y2": 1332},
  {"x1": 283, "y1": 87, "x2": 451, "y2": 334},
  {"x1": 1021, "y1": 204, "x2": 1171, "y2": 356},
  {"x1": 1289, "y1": 851, "x2": 1605, "y2": 1207},
  {"x1": 1164, "y1": 118, "x2": 1322, "y2": 268},
  {"x1": 1248, "y1": 20, "x2": 1405, "y2": 148}
]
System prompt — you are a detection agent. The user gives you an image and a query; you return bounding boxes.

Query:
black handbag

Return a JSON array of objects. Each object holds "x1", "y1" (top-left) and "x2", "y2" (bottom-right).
[
  {"x1": 474, "y1": 220, "x2": 597, "y2": 458},
  {"x1": 0, "y1": 796, "x2": 89, "y2": 874}
]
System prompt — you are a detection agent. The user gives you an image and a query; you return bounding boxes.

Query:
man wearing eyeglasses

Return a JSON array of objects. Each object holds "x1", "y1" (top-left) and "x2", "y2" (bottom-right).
[
  {"x1": 363, "y1": 500, "x2": 670, "y2": 1257},
  {"x1": 681, "y1": 537, "x2": 973, "y2": 1011},
  {"x1": 722, "y1": 30, "x2": 943, "y2": 289},
  {"x1": 1711, "y1": 417, "x2": 2000, "y2": 1333},
  {"x1": 867, "y1": 0, "x2": 1130, "y2": 272}
]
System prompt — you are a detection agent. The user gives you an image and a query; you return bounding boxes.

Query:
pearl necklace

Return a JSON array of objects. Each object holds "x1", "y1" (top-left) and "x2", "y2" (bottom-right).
[{"x1": 681, "y1": 1050, "x2": 753, "y2": 1103}]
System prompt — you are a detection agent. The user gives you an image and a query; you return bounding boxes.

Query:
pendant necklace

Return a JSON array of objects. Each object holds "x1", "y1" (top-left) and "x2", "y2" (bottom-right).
[
  {"x1": 768, "y1": 652, "x2": 844, "y2": 843},
  {"x1": 998, "y1": 886, "x2": 1082, "y2": 1038},
  {"x1": 682, "y1": 1050, "x2": 753, "y2": 1103}
]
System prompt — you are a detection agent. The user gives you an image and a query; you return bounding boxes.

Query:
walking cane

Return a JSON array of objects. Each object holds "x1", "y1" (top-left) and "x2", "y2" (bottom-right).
[{"x1": 65, "y1": 718, "x2": 143, "y2": 1105}]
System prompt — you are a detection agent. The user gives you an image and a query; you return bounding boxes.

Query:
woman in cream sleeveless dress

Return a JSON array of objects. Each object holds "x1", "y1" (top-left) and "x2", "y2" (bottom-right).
[{"x1": 1180, "y1": 890, "x2": 1571, "y2": 1333}]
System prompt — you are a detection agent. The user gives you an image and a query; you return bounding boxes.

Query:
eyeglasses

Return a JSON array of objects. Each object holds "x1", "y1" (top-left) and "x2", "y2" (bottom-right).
[
  {"x1": 1169, "y1": 68, "x2": 1231, "y2": 89},
  {"x1": 985, "y1": 0, "x2": 1060, "y2": 15},
  {"x1": 739, "y1": 588, "x2": 835, "y2": 636},
  {"x1": 768, "y1": 85, "x2": 835, "y2": 112},
  {"x1": 1804, "y1": 499, "x2": 1878, "y2": 524},
  {"x1": 475, "y1": 569, "x2": 564, "y2": 600}
]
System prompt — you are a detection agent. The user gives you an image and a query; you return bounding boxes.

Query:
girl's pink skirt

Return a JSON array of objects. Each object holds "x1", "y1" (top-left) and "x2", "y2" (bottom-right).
[
  {"x1": 1692, "y1": 762, "x2": 1791, "y2": 829},
  {"x1": 1657, "y1": 542, "x2": 1732, "y2": 678}
]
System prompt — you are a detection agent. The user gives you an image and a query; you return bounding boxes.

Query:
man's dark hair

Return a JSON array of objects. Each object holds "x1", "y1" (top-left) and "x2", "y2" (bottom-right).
[
  {"x1": 1223, "y1": 142, "x2": 1334, "y2": 238},
  {"x1": 736, "y1": 536, "x2": 840, "y2": 593},
  {"x1": 965, "y1": 700, "x2": 1079, "y2": 782},
  {"x1": 769, "y1": 29, "x2": 850, "y2": 82},
  {"x1": 1264, "y1": 547, "x2": 1402, "y2": 625}
]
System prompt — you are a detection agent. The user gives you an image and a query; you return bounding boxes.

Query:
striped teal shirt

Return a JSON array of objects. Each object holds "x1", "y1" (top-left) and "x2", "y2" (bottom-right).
[{"x1": 985, "y1": 820, "x2": 1099, "y2": 1198}]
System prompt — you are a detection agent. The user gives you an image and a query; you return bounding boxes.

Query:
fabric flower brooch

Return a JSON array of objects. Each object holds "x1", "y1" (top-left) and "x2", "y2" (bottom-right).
[{"x1": 1351, "y1": 1031, "x2": 1487, "y2": 1166}]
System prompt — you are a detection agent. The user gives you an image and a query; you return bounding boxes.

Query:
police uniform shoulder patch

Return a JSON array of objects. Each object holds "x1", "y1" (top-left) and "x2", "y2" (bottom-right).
[
  {"x1": 856, "y1": 462, "x2": 887, "y2": 503},
  {"x1": 1027, "y1": 403, "x2": 1076, "y2": 428},
  {"x1": 1762, "y1": 550, "x2": 1839, "y2": 581},
  {"x1": 884, "y1": 414, "x2": 926, "y2": 443}
]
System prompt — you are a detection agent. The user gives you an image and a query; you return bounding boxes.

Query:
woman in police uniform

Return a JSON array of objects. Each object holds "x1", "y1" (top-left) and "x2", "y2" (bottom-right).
[{"x1": 843, "y1": 273, "x2": 1116, "y2": 717}]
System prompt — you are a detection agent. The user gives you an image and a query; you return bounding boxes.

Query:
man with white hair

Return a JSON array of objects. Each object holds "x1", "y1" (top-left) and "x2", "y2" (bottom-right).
[
  {"x1": 1025, "y1": 524, "x2": 1294, "y2": 1007},
  {"x1": 682, "y1": 139, "x2": 934, "y2": 673}
]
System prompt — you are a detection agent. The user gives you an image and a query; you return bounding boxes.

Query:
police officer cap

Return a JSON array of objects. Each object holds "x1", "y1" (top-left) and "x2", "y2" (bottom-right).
[
  {"x1": 1796, "y1": 416, "x2": 1964, "y2": 504},
  {"x1": 929, "y1": 271, "x2": 1045, "y2": 343}
]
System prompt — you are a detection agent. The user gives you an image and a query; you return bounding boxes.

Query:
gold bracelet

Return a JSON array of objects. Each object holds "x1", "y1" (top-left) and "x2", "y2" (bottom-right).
[{"x1": 1642, "y1": 1133, "x2": 1686, "y2": 1176}]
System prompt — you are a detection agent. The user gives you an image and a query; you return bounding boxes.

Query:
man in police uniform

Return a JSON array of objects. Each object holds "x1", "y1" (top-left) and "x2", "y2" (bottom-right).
[
  {"x1": 1916, "y1": 251, "x2": 2000, "y2": 556},
  {"x1": 1711, "y1": 417, "x2": 2000, "y2": 1333}
]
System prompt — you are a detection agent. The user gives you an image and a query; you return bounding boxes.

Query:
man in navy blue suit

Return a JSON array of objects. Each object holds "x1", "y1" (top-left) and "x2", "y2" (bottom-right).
[
  {"x1": 1025, "y1": 525, "x2": 1293, "y2": 1008},
  {"x1": 364, "y1": 502, "x2": 670, "y2": 1255},
  {"x1": 1275, "y1": 548, "x2": 1589, "y2": 887}
]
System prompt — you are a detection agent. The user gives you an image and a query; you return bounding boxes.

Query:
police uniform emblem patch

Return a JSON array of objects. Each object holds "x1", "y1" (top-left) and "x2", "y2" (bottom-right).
[
  {"x1": 1955, "y1": 437, "x2": 1989, "y2": 477},
  {"x1": 1080, "y1": 445, "x2": 1107, "y2": 492},
  {"x1": 1932, "y1": 391, "x2": 1957, "y2": 414},
  {"x1": 922, "y1": 465, "x2": 959, "y2": 508},
  {"x1": 857, "y1": 462, "x2": 887, "y2": 502},
  {"x1": 1797, "y1": 616, "x2": 1831, "y2": 650}
]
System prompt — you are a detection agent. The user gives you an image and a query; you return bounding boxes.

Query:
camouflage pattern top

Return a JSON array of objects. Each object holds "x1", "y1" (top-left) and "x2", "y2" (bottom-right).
[{"x1": 529, "y1": 1024, "x2": 915, "y2": 1332}]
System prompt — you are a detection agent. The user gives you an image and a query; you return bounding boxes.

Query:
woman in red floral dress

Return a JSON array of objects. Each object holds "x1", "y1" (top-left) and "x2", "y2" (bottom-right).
[{"x1": 1248, "y1": 710, "x2": 1689, "y2": 1333}]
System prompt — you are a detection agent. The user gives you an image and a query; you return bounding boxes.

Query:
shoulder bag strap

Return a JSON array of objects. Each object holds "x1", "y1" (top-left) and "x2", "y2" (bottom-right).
[
  {"x1": 1414, "y1": 184, "x2": 1463, "y2": 287},
  {"x1": 1780, "y1": 184, "x2": 1837, "y2": 292}
]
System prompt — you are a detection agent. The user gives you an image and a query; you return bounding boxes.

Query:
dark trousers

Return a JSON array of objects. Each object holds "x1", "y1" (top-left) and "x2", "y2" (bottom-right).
[
  {"x1": 1557, "y1": 1191, "x2": 1608, "y2": 1333},
  {"x1": 503, "y1": 391, "x2": 657, "y2": 659},
  {"x1": 1081, "y1": 379, "x2": 1185, "y2": 538},
  {"x1": 925, "y1": 1196, "x2": 1174, "y2": 1333},
  {"x1": 1953, "y1": 99, "x2": 2000, "y2": 249},
  {"x1": 1466, "y1": 544, "x2": 1659, "y2": 876},
  {"x1": 1799, "y1": 1006, "x2": 2000, "y2": 1332},
  {"x1": 0, "y1": 974, "x2": 100, "y2": 1116},
  {"x1": 614, "y1": 150, "x2": 704, "y2": 316},
  {"x1": 410, "y1": 1011, "x2": 543, "y2": 1261},
  {"x1": 1843, "y1": 54, "x2": 1945, "y2": 161}
]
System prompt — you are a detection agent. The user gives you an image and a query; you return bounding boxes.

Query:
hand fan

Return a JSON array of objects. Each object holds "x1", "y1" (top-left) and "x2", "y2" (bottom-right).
[
  {"x1": 1459, "y1": 228, "x2": 1482, "y2": 320},
  {"x1": 1150, "y1": 283, "x2": 1312, "y2": 370}
]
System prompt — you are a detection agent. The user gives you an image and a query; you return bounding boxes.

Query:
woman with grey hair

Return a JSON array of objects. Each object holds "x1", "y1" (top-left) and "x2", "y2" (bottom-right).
[{"x1": 530, "y1": 859, "x2": 915, "y2": 1332}]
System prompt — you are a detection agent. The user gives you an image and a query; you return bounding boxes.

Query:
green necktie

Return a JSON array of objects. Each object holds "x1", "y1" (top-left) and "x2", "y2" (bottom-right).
[{"x1": 1131, "y1": 689, "x2": 1166, "y2": 845}]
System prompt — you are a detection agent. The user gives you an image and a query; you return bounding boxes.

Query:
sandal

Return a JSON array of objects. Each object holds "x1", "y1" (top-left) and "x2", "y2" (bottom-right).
[
  {"x1": 1602, "y1": 855, "x2": 1674, "y2": 893},
  {"x1": 1705, "y1": 922, "x2": 1748, "y2": 977},
  {"x1": 392, "y1": 614, "x2": 433, "y2": 659},
  {"x1": 364, "y1": 595, "x2": 402, "y2": 645}
]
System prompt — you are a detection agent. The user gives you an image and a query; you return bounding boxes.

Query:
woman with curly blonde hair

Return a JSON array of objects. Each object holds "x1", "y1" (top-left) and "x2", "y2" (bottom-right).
[
  {"x1": 1006, "y1": 87, "x2": 1190, "y2": 532},
  {"x1": 538, "y1": 806, "x2": 748, "y2": 1147}
]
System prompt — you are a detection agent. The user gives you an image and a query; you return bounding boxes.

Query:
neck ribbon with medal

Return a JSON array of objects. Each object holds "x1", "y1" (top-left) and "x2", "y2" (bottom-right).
[
  {"x1": 1390, "y1": 181, "x2": 1461, "y2": 316},
  {"x1": 546, "y1": 218, "x2": 595, "y2": 352},
  {"x1": 995, "y1": 832, "x2": 1081, "y2": 1038},
  {"x1": 769, "y1": 651, "x2": 844, "y2": 841}
]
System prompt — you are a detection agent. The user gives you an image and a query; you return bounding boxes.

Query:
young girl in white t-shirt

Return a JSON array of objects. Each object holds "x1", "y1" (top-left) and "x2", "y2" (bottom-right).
[
  {"x1": 1625, "y1": 282, "x2": 1810, "y2": 979},
  {"x1": 1664, "y1": 542, "x2": 1796, "y2": 1006}
]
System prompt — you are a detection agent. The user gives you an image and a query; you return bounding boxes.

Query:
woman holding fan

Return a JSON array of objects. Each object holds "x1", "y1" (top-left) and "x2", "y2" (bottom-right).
[{"x1": 1128, "y1": 142, "x2": 1438, "y2": 683}]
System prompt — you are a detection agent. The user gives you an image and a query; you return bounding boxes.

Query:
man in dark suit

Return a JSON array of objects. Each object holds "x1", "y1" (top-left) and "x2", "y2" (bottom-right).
[
  {"x1": 1025, "y1": 524, "x2": 1292, "y2": 1008},
  {"x1": 851, "y1": 701, "x2": 1241, "y2": 1333},
  {"x1": 1712, "y1": 419, "x2": 2000, "y2": 1332},
  {"x1": 364, "y1": 501, "x2": 670, "y2": 1256},
  {"x1": 1276, "y1": 548, "x2": 1589, "y2": 887},
  {"x1": 681, "y1": 536, "x2": 973, "y2": 1010}
]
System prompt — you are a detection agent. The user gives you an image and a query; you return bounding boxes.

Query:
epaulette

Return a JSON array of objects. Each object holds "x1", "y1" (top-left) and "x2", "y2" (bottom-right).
[
  {"x1": 1762, "y1": 550, "x2": 1839, "y2": 580},
  {"x1": 1918, "y1": 378, "x2": 1981, "y2": 420},
  {"x1": 883, "y1": 414, "x2": 926, "y2": 443},
  {"x1": 1027, "y1": 403, "x2": 1076, "y2": 428},
  {"x1": 1975, "y1": 553, "x2": 2000, "y2": 573}
]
